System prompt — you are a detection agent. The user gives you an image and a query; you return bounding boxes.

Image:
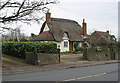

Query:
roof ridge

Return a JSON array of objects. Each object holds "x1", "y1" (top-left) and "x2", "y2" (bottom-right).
[
  {"x1": 50, "y1": 17, "x2": 78, "y2": 23},
  {"x1": 96, "y1": 31, "x2": 107, "y2": 33}
]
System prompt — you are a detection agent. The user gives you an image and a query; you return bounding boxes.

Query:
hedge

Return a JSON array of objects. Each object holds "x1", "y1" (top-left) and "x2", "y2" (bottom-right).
[
  {"x1": 2, "y1": 42, "x2": 59, "y2": 59},
  {"x1": 86, "y1": 46, "x2": 118, "y2": 55}
]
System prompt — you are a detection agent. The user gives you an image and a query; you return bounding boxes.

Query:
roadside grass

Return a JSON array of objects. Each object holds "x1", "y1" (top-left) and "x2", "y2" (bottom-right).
[
  {"x1": 2, "y1": 54, "x2": 26, "y2": 64},
  {"x1": 2, "y1": 59, "x2": 18, "y2": 66}
]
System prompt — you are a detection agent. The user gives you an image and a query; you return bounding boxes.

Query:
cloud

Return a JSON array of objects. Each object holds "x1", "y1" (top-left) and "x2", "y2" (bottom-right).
[{"x1": 50, "y1": 2, "x2": 118, "y2": 37}]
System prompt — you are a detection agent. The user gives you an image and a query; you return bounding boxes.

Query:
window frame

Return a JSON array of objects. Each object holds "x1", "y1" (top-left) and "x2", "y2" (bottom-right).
[{"x1": 64, "y1": 41, "x2": 68, "y2": 47}]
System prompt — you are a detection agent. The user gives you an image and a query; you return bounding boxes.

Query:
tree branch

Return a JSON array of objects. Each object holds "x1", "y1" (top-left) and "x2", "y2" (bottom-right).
[
  {"x1": 0, "y1": 0, "x2": 10, "y2": 10},
  {"x1": 0, "y1": 0, "x2": 57, "y2": 23}
]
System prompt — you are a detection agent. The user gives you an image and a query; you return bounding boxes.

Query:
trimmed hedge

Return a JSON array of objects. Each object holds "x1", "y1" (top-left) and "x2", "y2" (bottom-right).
[
  {"x1": 2, "y1": 42, "x2": 59, "y2": 59},
  {"x1": 86, "y1": 46, "x2": 118, "y2": 55}
]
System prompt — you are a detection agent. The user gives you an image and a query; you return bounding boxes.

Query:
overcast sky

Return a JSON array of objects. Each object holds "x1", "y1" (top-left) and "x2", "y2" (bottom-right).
[{"x1": 20, "y1": 0, "x2": 119, "y2": 39}]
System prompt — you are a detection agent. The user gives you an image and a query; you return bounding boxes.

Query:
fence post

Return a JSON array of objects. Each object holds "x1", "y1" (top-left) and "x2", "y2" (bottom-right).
[
  {"x1": 58, "y1": 49, "x2": 60, "y2": 63},
  {"x1": 82, "y1": 43, "x2": 88, "y2": 60},
  {"x1": 110, "y1": 43, "x2": 116, "y2": 60},
  {"x1": 33, "y1": 48, "x2": 38, "y2": 65}
]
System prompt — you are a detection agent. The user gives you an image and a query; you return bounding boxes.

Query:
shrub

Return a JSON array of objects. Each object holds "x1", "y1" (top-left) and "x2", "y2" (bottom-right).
[
  {"x1": 2, "y1": 42, "x2": 58, "y2": 59},
  {"x1": 73, "y1": 42, "x2": 83, "y2": 52},
  {"x1": 77, "y1": 47, "x2": 83, "y2": 52},
  {"x1": 73, "y1": 42, "x2": 79, "y2": 51}
]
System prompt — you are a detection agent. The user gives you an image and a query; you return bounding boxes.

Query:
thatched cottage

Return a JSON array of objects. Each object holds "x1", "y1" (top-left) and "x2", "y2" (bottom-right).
[{"x1": 31, "y1": 12, "x2": 87, "y2": 52}]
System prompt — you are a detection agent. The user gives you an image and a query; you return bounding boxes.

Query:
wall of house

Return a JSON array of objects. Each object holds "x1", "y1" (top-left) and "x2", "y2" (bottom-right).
[
  {"x1": 62, "y1": 39, "x2": 69, "y2": 52},
  {"x1": 43, "y1": 24, "x2": 50, "y2": 32},
  {"x1": 55, "y1": 36, "x2": 69, "y2": 52}
]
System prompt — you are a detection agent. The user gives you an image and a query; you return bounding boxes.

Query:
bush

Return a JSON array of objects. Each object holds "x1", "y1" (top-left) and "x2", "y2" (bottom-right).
[
  {"x1": 2, "y1": 42, "x2": 58, "y2": 59},
  {"x1": 73, "y1": 42, "x2": 79, "y2": 51},
  {"x1": 73, "y1": 42, "x2": 83, "y2": 52},
  {"x1": 77, "y1": 47, "x2": 83, "y2": 52}
]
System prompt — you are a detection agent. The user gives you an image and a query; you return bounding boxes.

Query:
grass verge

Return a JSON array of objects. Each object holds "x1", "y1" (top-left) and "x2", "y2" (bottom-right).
[{"x1": 2, "y1": 54, "x2": 26, "y2": 64}]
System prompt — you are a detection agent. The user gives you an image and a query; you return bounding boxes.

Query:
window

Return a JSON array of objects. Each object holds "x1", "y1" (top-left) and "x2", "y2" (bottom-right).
[
  {"x1": 63, "y1": 32, "x2": 68, "y2": 37},
  {"x1": 64, "y1": 42, "x2": 68, "y2": 47}
]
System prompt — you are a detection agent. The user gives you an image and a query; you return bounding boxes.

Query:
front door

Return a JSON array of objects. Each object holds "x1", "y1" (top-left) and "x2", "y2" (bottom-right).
[{"x1": 69, "y1": 41, "x2": 73, "y2": 51}]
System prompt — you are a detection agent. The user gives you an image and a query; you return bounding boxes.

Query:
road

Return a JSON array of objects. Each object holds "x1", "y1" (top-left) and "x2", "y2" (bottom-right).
[{"x1": 3, "y1": 63, "x2": 119, "y2": 81}]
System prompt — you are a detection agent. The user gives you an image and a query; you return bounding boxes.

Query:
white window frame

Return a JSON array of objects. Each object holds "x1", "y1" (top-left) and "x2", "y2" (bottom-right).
[{"x1": 64, "y1": 42, "x2": 68, "y2": 47}]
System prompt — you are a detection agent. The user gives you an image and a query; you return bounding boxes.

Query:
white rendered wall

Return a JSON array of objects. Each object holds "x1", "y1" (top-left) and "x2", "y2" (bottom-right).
[
  {"x1": 43, "y1": 24, "x2": 50, "y2": 32},
  {"x1": 55, "y1": 36, "x2": 69, "y2": 52}
]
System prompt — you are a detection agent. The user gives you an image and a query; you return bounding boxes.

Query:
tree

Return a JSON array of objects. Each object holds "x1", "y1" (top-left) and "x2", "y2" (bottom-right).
[
  {"x1": 31, "y1": 33, "x2": 36, "y2": 38},
  {"x1": 2, "y1": 27, "x2": 28, "y2": 42},
  {"x1": 0, "y1": 0, "x2": 58, "y2": 34}
]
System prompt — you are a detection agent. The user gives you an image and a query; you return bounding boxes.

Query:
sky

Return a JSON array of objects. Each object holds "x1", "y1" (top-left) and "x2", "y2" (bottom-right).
[{"x1": 14, "y1": 0, "x2": 119, "y2": 39}]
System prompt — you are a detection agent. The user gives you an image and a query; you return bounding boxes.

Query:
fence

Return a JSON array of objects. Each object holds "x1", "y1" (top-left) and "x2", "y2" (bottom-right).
[{"x1": 26, "y1": 49, "x2": 60, "y2": 65}]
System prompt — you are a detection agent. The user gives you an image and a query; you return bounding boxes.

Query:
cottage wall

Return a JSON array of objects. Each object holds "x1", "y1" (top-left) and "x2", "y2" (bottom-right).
[
  {"x1": 55, "y1": 36, "x2": 69, "y2": 52},
  {"x1": 43, "y1": 24, "x2": 50, "y2": 32}
]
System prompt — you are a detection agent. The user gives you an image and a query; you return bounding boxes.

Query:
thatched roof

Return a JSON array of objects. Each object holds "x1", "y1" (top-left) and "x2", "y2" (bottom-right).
[
  {"x1": 31, "y1": 31, "x2": 54, "y2": 41},
  {"x1": 40, "y1": 18, "x2": 83, "y2": 42}
]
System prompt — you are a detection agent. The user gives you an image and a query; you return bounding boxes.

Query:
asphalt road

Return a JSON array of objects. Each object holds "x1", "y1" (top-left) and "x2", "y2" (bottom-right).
[{"x1": 2, "y1": 63, "x2": 119, "y2": 81}]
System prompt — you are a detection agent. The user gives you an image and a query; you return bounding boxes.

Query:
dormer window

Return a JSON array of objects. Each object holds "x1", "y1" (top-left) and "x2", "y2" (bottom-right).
[{"x1": 63, "y1": 32, "x2": 69, "y2": 37}]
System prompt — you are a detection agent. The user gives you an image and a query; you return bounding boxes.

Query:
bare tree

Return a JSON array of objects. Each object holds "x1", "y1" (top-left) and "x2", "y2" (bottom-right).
[
  {"x1": 2, "y1": 27, "x2": 31, "y2": 42},
  {"x1": 2, "y1": 27, "x2": 20, "y2": 42},
  {"x1": 0, "y1": 0, "x2": 58, "y2": 33}
]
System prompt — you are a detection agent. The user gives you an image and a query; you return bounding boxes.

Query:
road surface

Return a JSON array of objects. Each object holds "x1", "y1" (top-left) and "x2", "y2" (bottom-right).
[{"x1": 2, "y1": 63, "x2": 119, "y2": 81}]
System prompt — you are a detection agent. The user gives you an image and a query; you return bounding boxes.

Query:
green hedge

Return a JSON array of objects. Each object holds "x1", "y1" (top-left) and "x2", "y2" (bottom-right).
[
  {"x1": 2, "y1": 42, "x2": 59, "y2": 59},
  {"x1": 87, "y1": 46, "x2": 118, "y2": 55}
]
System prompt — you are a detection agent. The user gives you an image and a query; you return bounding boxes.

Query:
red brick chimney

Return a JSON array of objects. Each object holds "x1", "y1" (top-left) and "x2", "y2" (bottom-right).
[
  {"x1": 46, "y1": 10, "x2": 51, "y2": 23},
  {"x1": 82, "y1": 19, "x2": 87, "y2": 36}
]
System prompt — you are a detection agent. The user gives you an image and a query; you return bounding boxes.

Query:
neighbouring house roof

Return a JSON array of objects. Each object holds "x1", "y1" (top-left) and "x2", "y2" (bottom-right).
[
  {"x1": 40, "y1": 18, "x2": 83, "y2": 42},
  {"x1": 31, "y1": 31, "x2": 54, "y2": 41},
  {"x1": 89, "y1": 31, "x2": 116, "y2": 44},
  {"x1": 95, "y1": 31, "x2": 116, "y2": 42}
]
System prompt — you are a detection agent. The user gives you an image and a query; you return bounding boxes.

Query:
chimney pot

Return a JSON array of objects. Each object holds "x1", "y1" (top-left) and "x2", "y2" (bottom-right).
[
  {"x1": 106, "y1": 30, "x2": 109, "y2": 34},
  {"x1": 83, "y1": 19, "x2": 85, "y2": 23}
]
